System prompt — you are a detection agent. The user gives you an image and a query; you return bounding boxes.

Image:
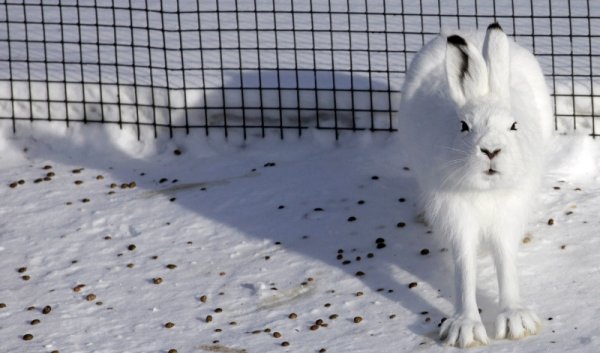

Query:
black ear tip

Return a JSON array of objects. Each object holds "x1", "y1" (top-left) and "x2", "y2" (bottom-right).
[
  {"x1": 487, "y1": 22, "x2": 503, "y2": 31},
  {"x1": 447, "y1": 35, "x2": 467, "y2": 46}
]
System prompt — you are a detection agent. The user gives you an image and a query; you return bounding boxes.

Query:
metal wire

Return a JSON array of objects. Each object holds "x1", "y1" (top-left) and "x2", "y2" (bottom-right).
[{"x1": 0, "y1": 0, "x2": 597, "y2": 138}]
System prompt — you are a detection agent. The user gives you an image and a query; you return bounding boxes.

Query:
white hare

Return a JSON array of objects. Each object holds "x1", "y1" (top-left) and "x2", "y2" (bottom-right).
[{"x1": 398, "y1": 23, "x2": 553, "y2": 347}]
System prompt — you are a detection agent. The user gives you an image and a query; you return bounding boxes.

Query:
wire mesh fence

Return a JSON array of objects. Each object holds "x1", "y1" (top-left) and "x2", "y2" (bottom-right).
[{"x1": 0, "y1": 0, "x2": 598, "y2": 139}]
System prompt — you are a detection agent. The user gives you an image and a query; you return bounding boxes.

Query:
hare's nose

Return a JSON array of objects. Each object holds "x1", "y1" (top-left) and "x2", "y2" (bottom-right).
[{"x1": 480, "y1": 148, "x2": 501, "y2": 160}]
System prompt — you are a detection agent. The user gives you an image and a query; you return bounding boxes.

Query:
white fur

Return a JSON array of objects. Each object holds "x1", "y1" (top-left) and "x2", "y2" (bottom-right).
[{"x1": 398, "y1": 24, "x2": 551, "y2": 347}]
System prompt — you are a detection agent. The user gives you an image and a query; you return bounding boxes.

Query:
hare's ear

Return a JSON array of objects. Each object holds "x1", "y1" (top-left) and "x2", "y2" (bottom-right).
[
  {"x1": 483, "y1": 23, "x2": 510, "y2": 104},
  {"x1": 446, "y1": 35, "x2": 489, "y2": 107}
]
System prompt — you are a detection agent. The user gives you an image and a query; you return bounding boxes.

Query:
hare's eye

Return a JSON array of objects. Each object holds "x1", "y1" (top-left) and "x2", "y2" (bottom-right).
[
  {"x1": 460, "y1": 120, "x2": 470, "y2": 132},
  {"x1": 510, "y1": 122, "x2": 518, "y2": 131}
]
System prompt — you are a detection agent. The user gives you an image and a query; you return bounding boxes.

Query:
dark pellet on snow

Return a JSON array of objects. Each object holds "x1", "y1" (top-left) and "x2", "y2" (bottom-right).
[
  {"x1": 22, "y1": 275, "x2": 31, "y2": 281},
  {"x1": 278, "y1": 205, "x2": 285, "y2": 209},
  {"x1": 355, "y1": 271, "x2": 365, "y2": 277},
  {"x1": 200, "y1": 295, "x2": 208, "y2": 303},
  {"x1": 347, "y1": 216, "x2": 357, "y2": 222},
  {"x1": 342, "y1": 260, "x2": 351, "y2": 265},
  {"x1": 0, "y1": 303, "x2": 5, "y2": 309},
  {"x1": 273, "y1": 331, "x2": 282, "y2": 338},
  {"x1": 356, "y1": 291, "x2": 364, "y2": 297},
  {"x1": 336, "y1": 254, "x2": 343, "y2": 260},
  {"x1": 281, "y1": 341, "x2": 290, "y2": 347},
  {"x1": 17, "y1": 267, "x2": 27, "y2": 273},
  {"x1": 30, "y1": 319, "x2": 40, "y2": 325},
  {"x1": 367, "y1": 253, "x2": 374, "y2": 258},
  {"x1": 42, "y1": 305, "x2": 52, "y2": 314},
  {"x1": 174, "y1": 149, "x2": 182, "y2": 155},
  {"x1": 329, "y1": 314, "x2": 338, "y2": 320},
  {"x1": 397, "y1": 222, "x2": 406, "y2": 228},
  {"x1": 389, "y1": 314, "x2": 396, "y2": 319},
  {"x1": 314, "y1": 207, "x2": 324, "y2": 212},
  {"x1": 376, "y1": 243, "x2": 386, "y2": 249},
  {"x1": 43, "y1": 165, "x2": 52, "y2": 170},
  {"x1": 214, "y1": 308, "x2": 223, "y2": 313},
  {"x1": 408, "y1": 282, "x2": 418, "y2": 289},
  {"x1": 375, "y1": 238, "x2": 385, "y2": 244},
  {"x1": 22, "y1": 333, "x2": 34, "y2": 341},
  {"x1": 548, "y1": 218, "x2": 555, "y2": 225},
  {"x1": 319, "y1": 348, "x2": 327, "y2": 353},
  {"x1": 166, "y1": 264, "x2": 177, "y2": 269},
  {"x1": 288, "y1": 313, "x2": 297, "y2": 319},
  {"x1": 264, "y1": 162, "x2": 276, "y2": 167},
  {"x1": 81, "y1": 198, "x2": 90, "y2": 203},
  {"x1": 127, "y1": 244, "x2": 136, "y2": 251},
  {"x1": 353, "y1": 316, "x2": 363, "y2": 323},
  {"x1": 74, "y1": 180, "x2": 83, "y2": 185},
  {"x1": 206, "y1": 315, "x2": 213, "y2": 323},
  {"x1": 399, "y1": 198, "x2": 406, "y2": 202},
  {"x1": 337, "y1": 249, "x2": 344, "y2": 253},
  {"x1": 357, "y1": 200, "x2": 365, "y2": 205},
  {"x1": 159, "y1": 178, "x2": 168, "y2": 183},
  {"x1": 310, "y1": 324, "x2": 319, "y2": 331},
  {"x1": 18, "y1": 180, "x2": 25, "y2": 185},
  {"x1": 34, "y1": 178, "x2": 43, "y2": 184},
  {"x1": 9, "y1": 182, "x2": 18, "y2": 188},
  {"x1": 152, "y1": 277, "x2": 163, "y2": 285},
  {"x1": 165, "y1": 322, "x2": 175, "y2": 328},
  {"x1": 420, "y1": 249, "x2": 430, "y2": 255},
  {"x1": 170, "y1": 197, "x2": 177, "y2": 202},
  {"x1": 85, "y1": 294, "x2": 97, "y2": 301},
  {"x1": 168, "y1": 349, "x2": 178, "y2": 353},
  {"x1": 371, "y1": 175, "x2": 379, "y2": 180}
]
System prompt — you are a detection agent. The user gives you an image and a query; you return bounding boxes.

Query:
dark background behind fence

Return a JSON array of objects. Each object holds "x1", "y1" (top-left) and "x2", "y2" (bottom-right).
[{"x1": 0, "y1": 0, "x2": 598, "y2": 139}]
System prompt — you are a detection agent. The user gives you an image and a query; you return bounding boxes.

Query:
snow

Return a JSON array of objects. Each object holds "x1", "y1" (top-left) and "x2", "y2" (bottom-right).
[
  {"x1": 0, "y1": 122, "x2": 599, "y2": 353},
  {"x1": 1, "y1": 1, "x2": 600, "y2": 352}
]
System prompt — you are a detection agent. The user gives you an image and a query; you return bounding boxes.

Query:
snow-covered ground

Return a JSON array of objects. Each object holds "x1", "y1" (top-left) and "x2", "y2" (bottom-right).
[
  {"x1": 0, "y1": 123, "x2": 599, "y2": 353},
  {"x1": 1, "y1": 1, "x2": 599, "y2": 352}
]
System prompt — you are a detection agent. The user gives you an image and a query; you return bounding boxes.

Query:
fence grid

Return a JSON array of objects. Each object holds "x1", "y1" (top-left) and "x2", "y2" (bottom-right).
[{"x1": 0, "y1": 0, "x2": 598, "y2": 138}]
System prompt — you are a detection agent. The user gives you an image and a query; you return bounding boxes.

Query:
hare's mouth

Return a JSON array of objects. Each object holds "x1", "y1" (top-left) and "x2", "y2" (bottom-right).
[{"x1": 485, "y1": 168, "x2": 499, "y2": 176}]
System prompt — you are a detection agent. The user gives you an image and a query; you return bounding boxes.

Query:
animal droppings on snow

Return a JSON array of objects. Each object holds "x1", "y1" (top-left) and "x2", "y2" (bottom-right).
[
  {"x1": 0, "y1": 125, "x2": 598, "y2": 353},
  {"x1": 42, "y1": 305, "x2": 52, "y2": 314}
]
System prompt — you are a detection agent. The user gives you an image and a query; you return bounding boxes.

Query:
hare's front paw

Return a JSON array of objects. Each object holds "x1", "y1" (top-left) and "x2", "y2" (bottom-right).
[
  {"x1": 440, "y1": 315, "x2": 489, "y2": 348},
  {"x1": 495, "y1": 307, "x2": 542, "y2": 340}
]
